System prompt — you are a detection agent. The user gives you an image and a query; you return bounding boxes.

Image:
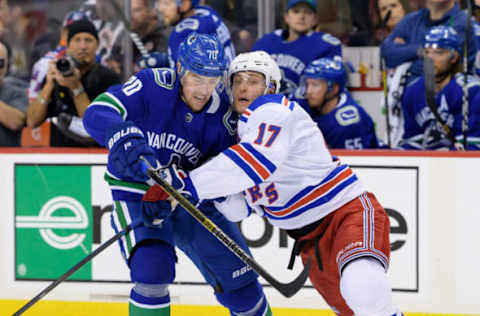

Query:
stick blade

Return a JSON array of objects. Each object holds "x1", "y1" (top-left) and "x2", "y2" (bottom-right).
[{"x1": 272, "y1": 257, "x2": 311, "y2": 298}]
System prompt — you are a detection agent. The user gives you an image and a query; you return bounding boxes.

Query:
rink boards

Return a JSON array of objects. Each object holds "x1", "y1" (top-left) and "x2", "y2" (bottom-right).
[{"x1": 1, "y1": 148, "x2": 480, "y2": 315}]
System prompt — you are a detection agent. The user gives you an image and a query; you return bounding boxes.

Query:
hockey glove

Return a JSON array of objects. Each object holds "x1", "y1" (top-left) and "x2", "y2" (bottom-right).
[
  {"x1": 141, "y1": 184, "x2": 176, "y2": 228},
  {"x1": 160, "y1": 164, "x2": 199, "y2": 202},
  {"x1": 106, "y1": 121, "x2": 158, "y2": 182},
  {"x1": 138, "y1": 52, "x2": 169, "y2": 69}
]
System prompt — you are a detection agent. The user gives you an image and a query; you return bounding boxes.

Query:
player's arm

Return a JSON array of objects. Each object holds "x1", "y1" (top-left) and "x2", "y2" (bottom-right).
[
  {"x1": 398, "y1": 83, "x2": 423, "y2": 149},
  {"x1": 189, "y1": 106, "x2": 291, "y2": 199},
  {"x1": 381, "y1": 18, "x2": 421, "y2": 69},
  {"x1": 83, "y1": 70, "x2": 152, "y2": 146}
]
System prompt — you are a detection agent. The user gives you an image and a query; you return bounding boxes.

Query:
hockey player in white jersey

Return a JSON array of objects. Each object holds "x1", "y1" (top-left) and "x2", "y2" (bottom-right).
[{"x1": 156, "y1": 51, "x2": 403, "y2": 316}]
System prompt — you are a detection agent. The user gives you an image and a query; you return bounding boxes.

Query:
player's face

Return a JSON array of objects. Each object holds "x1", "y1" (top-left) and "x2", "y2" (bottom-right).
[
  {"x1": 157, "y1": 0, "x2": 180, "y2": 26},
  {"x1": 181, "y1": 71, "x2": 221, "y2": 112},
  {"x1": 66, "y1": 33, "x2": 98, "y2": 67},
  {"x1": 377, "y1": 0, "x2": 405, "y2": 29},
  {"x1": 231, "y1": 71, "x2": 267, "y2": 114},
  {"x1": 424, "y1": 47, "x2": 457, "y2": 77},
  {"x1": 284, "y1": 3, "x2": 317, "y2": 34},
  {"x1": 306, "y1": 78, "x2": 329, "y2": 109}
]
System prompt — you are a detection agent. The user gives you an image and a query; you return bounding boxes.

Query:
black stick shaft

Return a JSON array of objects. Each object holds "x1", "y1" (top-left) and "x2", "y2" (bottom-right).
[
  {"x1": 144, "y1": 165, "x2": 310, "y2": 298},
  {"x1": 13, "y1": 225, "x2": 132, "y2": 316}
]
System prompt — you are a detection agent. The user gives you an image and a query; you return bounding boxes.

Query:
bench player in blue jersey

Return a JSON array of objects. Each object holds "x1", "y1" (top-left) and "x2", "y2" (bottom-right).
[
  {"x1": 292, "y1": 58, "x2": 383, "y2": 149},
  {"x1": 157, "y1": 0, "x2": 235, "y2": 68},
  {"x1": 83, "y1": 33, "x2": 273, "y2": 316},
  {"x1": 252, "y1": 0, "x2": 342, "y2": 95},
  {"x1": 400, "y1": 26, "x2": 480, "y2": 150}
]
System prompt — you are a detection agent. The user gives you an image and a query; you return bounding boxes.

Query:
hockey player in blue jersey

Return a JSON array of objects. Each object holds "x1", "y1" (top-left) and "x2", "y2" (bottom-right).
[
  {"x1": 252, "y1": 0, "x2": 342, "y2": 95},
  {"x1": 292, "y1": 57, "x2": 382, "y2": 149},
  {"x1": 83, "y1": 33, "x2": 273, "y2": 316},
  {"x1": 156, "y1": 0, "x2": 235, "y2": 68},
  {"x1": 400, "y1": 26, "x2": 480, "y2": 150},
  {"x1": 381, "y1": 0, "x2": 477, "y2": 82}
]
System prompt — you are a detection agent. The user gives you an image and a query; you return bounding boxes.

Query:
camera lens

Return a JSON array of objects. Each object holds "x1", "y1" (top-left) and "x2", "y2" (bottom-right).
[{"x1": 56, "y1": 57, "x2": 74, "y2": 76}]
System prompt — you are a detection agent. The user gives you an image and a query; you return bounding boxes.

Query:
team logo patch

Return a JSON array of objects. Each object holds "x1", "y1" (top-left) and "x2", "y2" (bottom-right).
[
  {"x1": 185, "y1": 113, "x2": 193, "y2": 123},
  {"x1": 335, "y1": 105, "x2": 360, "y2": 126}
]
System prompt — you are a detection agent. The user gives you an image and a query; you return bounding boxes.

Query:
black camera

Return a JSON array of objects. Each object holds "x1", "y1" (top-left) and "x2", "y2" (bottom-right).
[{"x1": 56, "y1": 56, "x2": 77, "y2": 77}]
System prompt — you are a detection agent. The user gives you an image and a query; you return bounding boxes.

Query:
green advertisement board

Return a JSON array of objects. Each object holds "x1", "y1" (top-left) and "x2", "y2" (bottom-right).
[{"x1": 15, "y1": 165, "x2": 93, "y2": 281}]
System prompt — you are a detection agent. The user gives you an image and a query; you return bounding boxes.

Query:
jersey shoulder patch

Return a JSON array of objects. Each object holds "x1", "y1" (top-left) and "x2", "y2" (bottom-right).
[
  {"x1": 321, "y1": 33, "x2": 341, "y2": 46},
  {"x1": 151, "y1": 68, "x2": 176, "y2": 90},
  {"x1": 175, "y1": 18, "x2": 200, "y2": 33},
  {"x1": 335, "y1": 105, "x2": 360, "y2": 126}
]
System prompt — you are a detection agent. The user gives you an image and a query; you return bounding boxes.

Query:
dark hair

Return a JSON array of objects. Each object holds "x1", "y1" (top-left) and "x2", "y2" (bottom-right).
[
  {"x1": 373, "y1": 0, "x2": 411, "y2": 29},
  {"x1": 0, "y1": 38, "x2": 11, "y2": 73}
]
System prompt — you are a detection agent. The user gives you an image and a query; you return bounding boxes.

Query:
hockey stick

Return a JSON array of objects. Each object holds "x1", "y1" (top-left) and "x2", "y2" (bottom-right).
[
  {"x1": 141, "y1": 158, "x2": 311, "y2": 298},
  {"x1": 462, "y1": 0, "x2": 473, "y2": 148},
  {"x1": 380, "y1": 10, "x2": 392, "y2": 147},
  {"x1": 12, "y1": 224, "x2": 136, "y2": 316},
  {"x1": 423, "y1": 56, "x2": 458, "y2": 148}
]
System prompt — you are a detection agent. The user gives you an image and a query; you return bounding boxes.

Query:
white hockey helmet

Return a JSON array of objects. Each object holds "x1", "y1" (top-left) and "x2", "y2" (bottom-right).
[{"x1": 228, "y1": 51, "x2": 282, "y2": 94}]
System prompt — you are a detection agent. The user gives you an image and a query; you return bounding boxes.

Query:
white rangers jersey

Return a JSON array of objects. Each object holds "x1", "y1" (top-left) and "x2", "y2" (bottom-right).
[{"x1": 190, "y1": 94, "x2": 365, "y2": 229}]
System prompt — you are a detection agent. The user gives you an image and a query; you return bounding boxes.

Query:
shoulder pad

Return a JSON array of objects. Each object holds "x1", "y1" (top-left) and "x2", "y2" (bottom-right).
[
  {"x1": 175, "y1": 18, "x2": 200, "y2": 33},
  {"x1": 335, "y1": 105, "x2": 360, "y2": 126},
  {"x1": 321, "y1": 33, "x2": 341, "y2": 46},
  {"x1": 151, "y1": 68, "x2": 176, "y2": 90}
]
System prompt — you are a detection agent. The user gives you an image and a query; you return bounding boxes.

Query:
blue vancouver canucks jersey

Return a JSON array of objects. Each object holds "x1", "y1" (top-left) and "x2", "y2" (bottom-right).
[
  {"x1": 252, "y1": 30, "x2": 342, "y2": 94},
  {"x1": 168, "y1": 6, "x2": 235, "y2": 67},
  {"x1": 84, "y1": 68, "x2": 237, "y2": 200},
  {"x1": 293, "y1": 91, "x2": 381, "y2": 149},
  {"x1": 400, "y1": 73, "x2": 480, "y2": 150}
]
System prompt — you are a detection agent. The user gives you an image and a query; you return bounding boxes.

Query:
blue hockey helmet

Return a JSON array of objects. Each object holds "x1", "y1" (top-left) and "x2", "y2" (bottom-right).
[
  {"x1": 424, "y1": 26, "x2": 461, "y2": 54},
  {"x1": 303, "y1": 57, "x2": 347, "y2": 92},
  {"x1": 178, "y1": 32, "x2": 227, "y2": 78}
]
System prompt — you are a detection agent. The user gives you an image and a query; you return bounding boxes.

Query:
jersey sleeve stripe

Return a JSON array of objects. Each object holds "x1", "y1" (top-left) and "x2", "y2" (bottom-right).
[
  {"x1": 263, "y1": 166, "x2": 356, "y2": 218},
  {"x1": 241, "y1": 142, "x2": 276, "y2": 173},
  {"x1": 91, "y1": 92, "x2": 128, "y2": 120},
  {"x1": 223, "y1": 148, "x2": 263, "y2": 183},
  {"x1": 230, "y1": 144, "x2": 272, "y2": 180}
]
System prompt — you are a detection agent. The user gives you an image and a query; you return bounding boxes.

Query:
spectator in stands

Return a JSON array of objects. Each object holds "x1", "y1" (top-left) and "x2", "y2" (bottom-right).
[
  {"x1": 253, "y1": 0, "x2": 342, "y2": 95},
  {"x1": 79, "y1": 0, "x2": 126, "y2": 72},
  {"x1": 107, "y1": 0, "x2": 171, "y2": 77},
  {"x1": 371, "y1": 0, "x2": 411, "y2": 45},
  {"x1": 0, "y1": 39, "x2": 28, "y2": 146},
  {"x1": 381, "y1": 0, "x2": 477, "y2": 82},
  {"x1": 28, "y1": 11, "x2": 88, "y2": 109},
  {"x1": 292, "y1": 57, "x2": 382, "y2": 149},
  {"x1": 26, "y1": 19, "x2": 120, "y2": 147},
  {"x1": 400, "y1": 26, "x2": 480, "y2": 150}
]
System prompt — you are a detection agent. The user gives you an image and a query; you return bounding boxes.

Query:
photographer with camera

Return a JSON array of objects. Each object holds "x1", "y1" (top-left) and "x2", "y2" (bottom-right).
[{"x1": 26, "y1": 19, "x2": 121, "y2": 147}]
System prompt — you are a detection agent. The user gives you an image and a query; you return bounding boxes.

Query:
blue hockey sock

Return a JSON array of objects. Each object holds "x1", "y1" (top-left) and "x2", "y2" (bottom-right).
[{"x1": 129, "y1": 285, "x2": 170, "y2": 316}]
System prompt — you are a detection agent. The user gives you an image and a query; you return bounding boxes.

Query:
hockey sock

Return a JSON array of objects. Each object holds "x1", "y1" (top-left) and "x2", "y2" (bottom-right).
[
  {"x1": 129, "y1": 285, "x2": 170, "y2": 316},
  {"x1": 340, "y1": 257, "x2": 397, "y2": 316}
]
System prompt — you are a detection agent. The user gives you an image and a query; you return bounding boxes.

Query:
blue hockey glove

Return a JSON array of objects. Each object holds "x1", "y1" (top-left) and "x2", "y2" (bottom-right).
[
  {"x1": 106, "y1": 121, "x2": 158, "y2": 182},
  {"x1": 160, "y1": 164, "x2": 199, "y2": 202},
  {"x1": 141, "y1": 184, "x2": 175, "y2": 228},
  {"x1": 138, "y1": 52, "x2": 169, "y2": 69}
]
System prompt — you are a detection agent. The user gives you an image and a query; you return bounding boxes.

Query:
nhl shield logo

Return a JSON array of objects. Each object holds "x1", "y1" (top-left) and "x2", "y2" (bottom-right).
[{"x1": 185, "y1": 113, "x2": 193, "y2": 123}]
